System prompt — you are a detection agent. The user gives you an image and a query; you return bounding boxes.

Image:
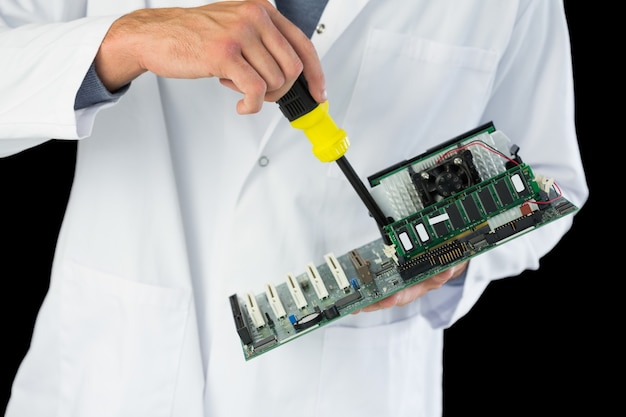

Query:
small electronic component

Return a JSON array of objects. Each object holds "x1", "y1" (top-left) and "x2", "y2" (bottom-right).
[
  {"x1": 229, "y1": 294, "x2": 252, "y2": 345},
  {"x1": 333, "y1": 290, "x2": 362, "y2": 309},
  {"x1": 292, "y1": 311, "x2": 323, "y2": 331},
  {"x1": 348, "y1": 250, "x2": 374, "y2": 284},
  {"x1": 230, "y1": 122, "x2": 579, "y2": 360}
]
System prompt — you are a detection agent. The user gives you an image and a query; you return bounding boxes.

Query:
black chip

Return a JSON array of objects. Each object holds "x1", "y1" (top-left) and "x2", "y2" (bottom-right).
[
  {"x1": 461, "y1": 196, "x2": 481, "y2": 222},
  {"x1": 429, "y1": 215, "x2": 449, "y2": 237},
  {"x1": 252, "y1": 335, "x2": 277, "y2": 350},
  {"x1": 495, "y1": 179, "x2": 514, "y2": 205},
  {"x1": 446, "y1": 203, "x2": 465, "y2": 229},
  {"x1": 478, "y1": 188, "x2": 498, "y2": 213},
  {"x1": 335, "y1": 290, "x2": 363, "y2": 309},
  {"x1": 323, "y1": 305, "x2": 340, "y2": 319}
]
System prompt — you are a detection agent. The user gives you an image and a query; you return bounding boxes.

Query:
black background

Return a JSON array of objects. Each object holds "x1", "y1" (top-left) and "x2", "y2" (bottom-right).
[
  {"x1": 0, "y1": 2, "x2": 599, "y2": 415},
  {"x1": 443, "y1": 2, "x2": 602, "y2": 415}
]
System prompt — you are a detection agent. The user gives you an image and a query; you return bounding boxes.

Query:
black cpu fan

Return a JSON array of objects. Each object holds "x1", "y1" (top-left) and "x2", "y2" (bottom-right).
[{"x1": 412, "y1": 149, "x2": 482, "y2": 207}]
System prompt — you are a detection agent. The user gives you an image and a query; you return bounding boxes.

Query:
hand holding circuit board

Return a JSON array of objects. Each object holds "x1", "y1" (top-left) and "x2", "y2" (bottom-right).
[
  {"x1": 355, "y1": 261, "x2": 468, "y2": 313},
  {"x1": 230, "y1": 122, "x2": 578, "y2": 360}
]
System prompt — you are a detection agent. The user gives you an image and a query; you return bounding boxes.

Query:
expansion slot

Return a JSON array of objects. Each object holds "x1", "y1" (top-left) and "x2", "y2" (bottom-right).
[
  {"x1": 324, "y1": 252, "x2": 350, "y2": 290},
  {"x1": 306, "y1": 262, "x2": 329, "y2": 299},
  {"x1": 245, "y1": 293, "x2": 265, "y2": 329},
  {"x1": 286, "y1": 273, "x2": 307, "y2": 309},
  {"x1": 265, "y1": 283, "x2": 287, "y2": 319}
]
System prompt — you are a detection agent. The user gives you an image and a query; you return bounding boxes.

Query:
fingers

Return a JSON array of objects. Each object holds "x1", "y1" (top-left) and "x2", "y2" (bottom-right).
[
  {"x1": 354, "y1": 262, "x2": 469, "y2": 314},
  {"x1": 261, "y1": 2, "x2": 326, "y2": 103},
  {"x1": 226, "y1": 0, "x2": 326, "y2": 111},
  {"x1": 100, "y1": 1, "x2": 326, "y2": 114},
  {"x1": 217, "y1": 1, "x2": 305, "y2": 113},
  {"x1": 356, "y1": 284, "x2": 425, "y2": 313}
]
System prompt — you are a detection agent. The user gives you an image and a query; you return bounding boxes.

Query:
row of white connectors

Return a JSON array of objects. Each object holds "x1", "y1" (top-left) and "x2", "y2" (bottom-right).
[{"x1": 244, "y1": 252, "x2": 351, "y2": 328}]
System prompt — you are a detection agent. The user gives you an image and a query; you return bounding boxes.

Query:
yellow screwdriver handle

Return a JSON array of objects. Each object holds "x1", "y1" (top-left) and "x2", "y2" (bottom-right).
[
  {"x1": 277, "y1": 74, "x2": 349, "y2": 162},
  {"x1": 289, "y1": 101, "x2": 349, "y2": 163}
]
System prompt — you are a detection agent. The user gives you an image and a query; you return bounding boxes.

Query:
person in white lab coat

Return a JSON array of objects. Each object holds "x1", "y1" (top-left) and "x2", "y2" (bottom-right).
[{"x1": 0, "y1": 1, "x2": 588, "y2": 416}]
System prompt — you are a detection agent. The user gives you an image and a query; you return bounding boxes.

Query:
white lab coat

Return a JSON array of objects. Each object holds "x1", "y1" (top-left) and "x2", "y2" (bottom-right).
[{"x1": 0, "y1": 1, "x2": 588, "y2": 416}]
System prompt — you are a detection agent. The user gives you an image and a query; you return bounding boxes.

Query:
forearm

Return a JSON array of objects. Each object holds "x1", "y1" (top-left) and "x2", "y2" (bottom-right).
[
  {"x1": 91, "y1": 1, "x2": 326, "y2": 114},
  {"x1": 93, "y1": 9, "x2": 155, "y2": 92}
]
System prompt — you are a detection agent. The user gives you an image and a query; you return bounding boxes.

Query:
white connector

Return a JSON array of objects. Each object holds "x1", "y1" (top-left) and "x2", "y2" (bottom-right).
[
  {"x1": 383, "y1": 243, "x2": 399, "y2": 264},
  {"x1": 306, "y1": 262, "x2": 329, "y2": 299},
  {"x1": 286, "y1": 273, "x2": 307, "y2": 309},
  {"x1": 324, "y1": 252, "x2": 350, "y2": 290},
  {"x1": 535, "y1": 174, "x2": 555, "y2": 194},
  {"x1": 265, "y1": 283, "x2": 287, "y2": 319},
  {"x1": 245, "y1": 293, "x2": 266, "y2": 329}
]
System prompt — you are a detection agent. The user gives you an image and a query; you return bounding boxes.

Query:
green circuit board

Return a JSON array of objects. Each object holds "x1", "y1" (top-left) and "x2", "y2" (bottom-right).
[{"x1": 229, "y1": 122, "x2": 579, "y2": 360}]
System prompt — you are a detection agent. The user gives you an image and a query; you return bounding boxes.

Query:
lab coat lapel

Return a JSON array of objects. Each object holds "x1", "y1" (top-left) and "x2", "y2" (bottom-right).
[{"x1": 313, "y1": 0, "x2": 370, "y2": 59}]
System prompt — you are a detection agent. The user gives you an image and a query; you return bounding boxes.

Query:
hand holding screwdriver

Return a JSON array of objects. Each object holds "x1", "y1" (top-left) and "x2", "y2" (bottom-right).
[
  {"x1": 277, "y1": 74, "x2": 389, "y2": 230},
  {"x1": 94, "y1": 0, "x2": 327, "y2": 114}
]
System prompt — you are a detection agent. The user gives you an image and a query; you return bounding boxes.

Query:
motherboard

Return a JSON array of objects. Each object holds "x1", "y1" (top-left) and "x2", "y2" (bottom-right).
[{"x1": 229, "y1": 122, "x2": 578, "y2": 360}]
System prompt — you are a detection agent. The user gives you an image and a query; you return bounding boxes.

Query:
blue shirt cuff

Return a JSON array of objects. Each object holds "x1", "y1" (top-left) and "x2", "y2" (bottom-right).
[{"x1": 74, "y1": 62, "x2": 130, "y2": 110}]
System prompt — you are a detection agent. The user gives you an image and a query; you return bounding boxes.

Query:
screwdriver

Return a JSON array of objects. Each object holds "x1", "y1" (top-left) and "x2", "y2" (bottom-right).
[{"x1": 276, "y1": 74, "x2": 389, "y2": 232}]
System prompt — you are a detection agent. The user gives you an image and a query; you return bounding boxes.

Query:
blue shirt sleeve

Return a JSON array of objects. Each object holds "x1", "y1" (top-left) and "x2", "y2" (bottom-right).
[{"x1": 74, "y1": 62, "x2": 130, "y2": 110}]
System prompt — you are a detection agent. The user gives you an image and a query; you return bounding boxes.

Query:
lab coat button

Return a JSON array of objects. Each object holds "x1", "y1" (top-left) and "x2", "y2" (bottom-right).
[
  {"x1": 258, "y1": 156, "x2": 270, "y2": 167},
  {"x1": 316, "y1": 23, "x2": 326, "y2": 34}
]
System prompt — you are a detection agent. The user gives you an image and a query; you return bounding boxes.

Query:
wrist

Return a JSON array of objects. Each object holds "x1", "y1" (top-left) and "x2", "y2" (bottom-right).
[{"x1": 94, "y1": 12, "x2": 147, "y2": 92}]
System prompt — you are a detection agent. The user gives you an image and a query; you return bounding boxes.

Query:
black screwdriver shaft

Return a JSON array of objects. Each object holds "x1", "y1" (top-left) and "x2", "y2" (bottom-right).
[
  {"x1": 277, "y1": 74, "x2": 390, "y2": 235},
  {"x1": 335, "y1": 156, "x2": 389, "y2": 230}
]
